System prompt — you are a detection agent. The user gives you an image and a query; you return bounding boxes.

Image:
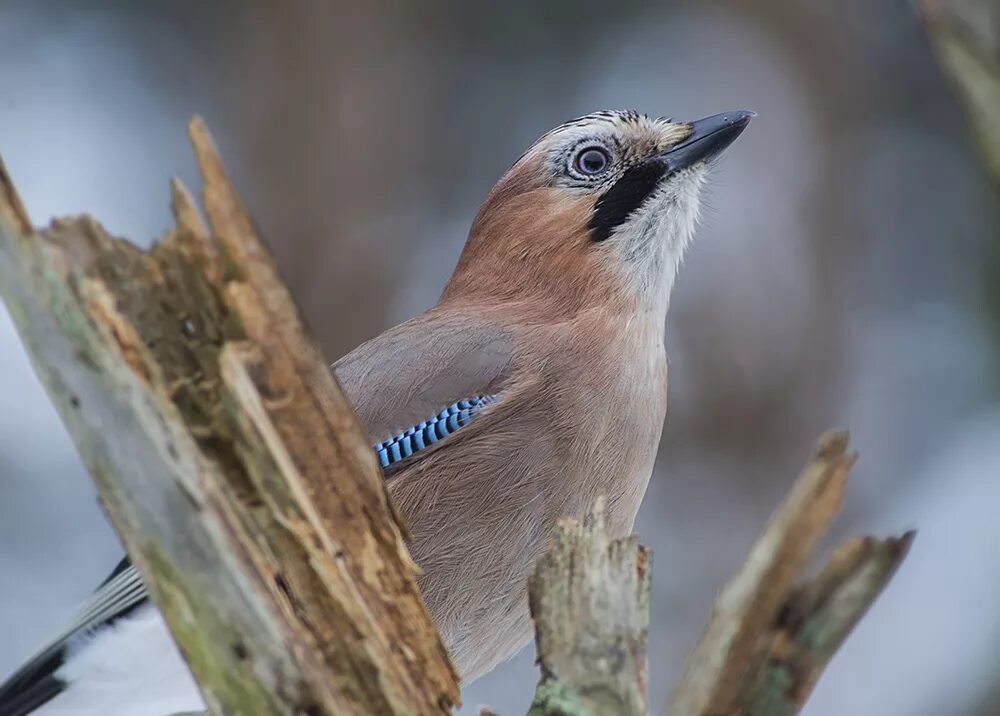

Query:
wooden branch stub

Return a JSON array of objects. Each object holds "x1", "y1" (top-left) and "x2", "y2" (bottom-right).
[
  {"x1": 666, "y1": 432, "x2": 854, "y2": 716},
  {"x1": 741, "y1": 532, "x2": 914, "y2": 716},
  {"x1": 527, "y1": 499, "x2": 651, "y2": 716},
  {"x1": 0, "y1": 120, "x2": 459, "y2": 714},
  {"x1": 665, "y1": 432, "x2": 914, "y2": 716}
]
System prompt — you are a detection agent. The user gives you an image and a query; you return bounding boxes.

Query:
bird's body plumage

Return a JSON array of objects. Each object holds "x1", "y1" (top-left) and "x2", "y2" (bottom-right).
[
  {"x1": 339, "y1": 300, "x2": 668, "y2": 679},
  {"x1": 1, "y1": 108, "x2": 751, "y2": 714}
]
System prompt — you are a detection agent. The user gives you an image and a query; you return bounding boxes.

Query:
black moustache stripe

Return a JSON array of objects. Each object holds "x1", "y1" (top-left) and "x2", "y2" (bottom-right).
[{"x1": 587, "y1": 159, "x2": 668, "y2": 243}]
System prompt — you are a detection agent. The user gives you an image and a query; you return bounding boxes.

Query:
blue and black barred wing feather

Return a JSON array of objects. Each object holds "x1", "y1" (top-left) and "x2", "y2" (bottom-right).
[{"x1": 375, "y1": 395, "x2": 497, "y2": 470}]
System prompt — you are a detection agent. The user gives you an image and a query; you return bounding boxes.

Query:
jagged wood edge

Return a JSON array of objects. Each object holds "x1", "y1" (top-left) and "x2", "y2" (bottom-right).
[
  {"x1": 525, "y1": 498, "x2": 651, "y2": 716},
  {"x1": 740, "y1": 532, "x2": 914, "y2": 716},
  {"x1": 665, "y1": 432, "x2": 915, "y2": 716},
  {"x1": 0, "y1": 119, "x2": 459, "y2": 715}
]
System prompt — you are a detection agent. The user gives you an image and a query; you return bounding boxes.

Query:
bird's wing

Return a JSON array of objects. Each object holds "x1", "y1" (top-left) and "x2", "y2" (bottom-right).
[
  {"x1": 332, "y1": 311, "x2": 515, "y2": 444},
  {"x1": 0, "y1": 558, "x2": 148, "y2": 716},
  {"x1": 0, "y1": 312, "x2": 513, "y2": 714}
]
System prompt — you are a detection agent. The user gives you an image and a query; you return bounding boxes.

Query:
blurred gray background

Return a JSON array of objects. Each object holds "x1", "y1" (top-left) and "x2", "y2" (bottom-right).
[{"x1": 1, "y1": 1, "x2": 999, "y2": 714}]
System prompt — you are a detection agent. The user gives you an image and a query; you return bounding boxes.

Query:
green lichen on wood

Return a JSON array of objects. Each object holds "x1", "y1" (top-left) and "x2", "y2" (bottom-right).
[
  {"x1": 742, "y1": 533, "x2": 915, "y2": 716},
  {"x1": 142, "y1": 546, "x2": 290, "y2": 716},
  {"x1": 527, "y1": 502, "x2": 650, "y2": 716},
  {"x1": 527, "y1": 681, "x2": 592, "y2": 716}
]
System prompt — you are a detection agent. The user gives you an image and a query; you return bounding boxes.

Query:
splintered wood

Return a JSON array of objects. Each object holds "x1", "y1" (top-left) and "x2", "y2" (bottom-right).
[
  {"x1": 0, "y1": 119, "x2": 459, "y2": 716},
  {"x1": 528, "y1": 499, "x2": 651, "y2": 716},
  {"x1": 665, "y1": 433, "x2": 913, "y2": 716}
]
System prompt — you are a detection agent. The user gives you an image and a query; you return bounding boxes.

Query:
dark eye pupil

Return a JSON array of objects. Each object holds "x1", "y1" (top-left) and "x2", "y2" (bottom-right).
[{"x1": 576, "y1": 148, "x2": 608, "y2": 175}]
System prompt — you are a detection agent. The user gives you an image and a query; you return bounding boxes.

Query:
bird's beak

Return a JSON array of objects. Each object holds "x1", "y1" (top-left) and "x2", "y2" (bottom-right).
[{"x1": 660, "y1": 110, "x2": 755, "y2": 172}]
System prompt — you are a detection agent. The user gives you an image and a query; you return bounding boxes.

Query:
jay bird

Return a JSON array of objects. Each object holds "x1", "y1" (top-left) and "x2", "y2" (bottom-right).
[{"x1": 0, "y1": 108, "x2": 752, "y2": 715}]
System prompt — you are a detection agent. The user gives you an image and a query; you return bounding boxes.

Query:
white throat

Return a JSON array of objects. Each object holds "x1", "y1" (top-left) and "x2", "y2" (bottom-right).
[{"x1": 608, "y1": 166, "x2": 707, "y2": 314}]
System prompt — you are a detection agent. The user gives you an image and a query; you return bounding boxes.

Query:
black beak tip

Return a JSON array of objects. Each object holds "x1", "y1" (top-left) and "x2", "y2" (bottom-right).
[
  {"x1": 662, "y1": 109, "x2": 756, "y2": 171},
  {"x1": 722, "y1": 109, "x2": 757, "y2": 130},
  {"x1": 705, "y1": 110, "x2": 756, "y2": 135}
]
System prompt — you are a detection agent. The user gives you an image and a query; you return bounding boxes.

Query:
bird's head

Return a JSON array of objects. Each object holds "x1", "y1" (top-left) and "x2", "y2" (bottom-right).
[{"x1": 443, "y1": 110, "x2": 753, "y2": 316}]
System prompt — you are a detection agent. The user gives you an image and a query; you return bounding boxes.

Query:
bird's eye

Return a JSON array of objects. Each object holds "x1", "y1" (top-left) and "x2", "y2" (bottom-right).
[{"x1": 573, "y1": 147, "x2": 610, "y2": 176}]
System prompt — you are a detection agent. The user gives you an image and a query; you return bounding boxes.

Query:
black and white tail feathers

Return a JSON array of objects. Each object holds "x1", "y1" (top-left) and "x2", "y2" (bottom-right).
[{"x1": 0, "y1": 558, "x2": 149, "y2": 716}]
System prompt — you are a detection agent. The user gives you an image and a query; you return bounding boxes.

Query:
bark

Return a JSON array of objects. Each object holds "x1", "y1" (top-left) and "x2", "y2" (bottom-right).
[
  {"x1": 527, "y1": 499, "x2": 651, "y2": 716},
  {"x1": 739, "y1": 532, "x2": 914, "y2": 716},
  {"x1": 0, "y1": 119, "x2": 459, "y2": 715}
]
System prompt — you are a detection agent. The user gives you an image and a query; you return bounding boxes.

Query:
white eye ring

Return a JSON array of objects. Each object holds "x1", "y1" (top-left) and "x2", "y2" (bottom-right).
[{"x1": 572, "y1": 146, "x2": 611, "y2": 177}]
